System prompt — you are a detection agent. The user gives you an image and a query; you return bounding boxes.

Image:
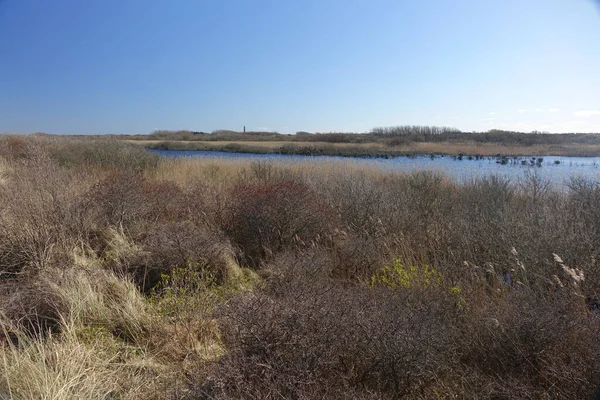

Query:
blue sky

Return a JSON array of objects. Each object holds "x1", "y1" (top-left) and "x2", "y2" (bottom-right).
[{"x1": 1, "y1": 0, "x2": 599, "y2": 134}]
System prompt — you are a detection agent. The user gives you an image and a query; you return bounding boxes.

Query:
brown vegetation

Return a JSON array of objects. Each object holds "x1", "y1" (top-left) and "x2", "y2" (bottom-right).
[
  {"x1": 112, "y1": 125, "x2": 600, "y2": 157},
  {"x1": 1, "y1": 134, "x2": 600, "y2": 398}
]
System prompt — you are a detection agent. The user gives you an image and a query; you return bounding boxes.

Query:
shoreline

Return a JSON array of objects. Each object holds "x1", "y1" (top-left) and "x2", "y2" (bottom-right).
[{"x1": 134, "y1": 139, "x2": 600, "y2": 158}]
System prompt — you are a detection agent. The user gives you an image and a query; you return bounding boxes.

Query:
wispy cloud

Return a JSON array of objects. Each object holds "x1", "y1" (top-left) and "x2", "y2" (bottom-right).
[
  {"x1": 517, "y1": 109, "x2": 527, "y2": 113},
  {"x1": 489, "y1": 112, "x2": 497, "y2": 116},
  {"x1": 529, "y1": 108, "x2": 560, "y2": 113},
  {"x1": 573, "y1": 110, "x2": 600, "y2": 117}
]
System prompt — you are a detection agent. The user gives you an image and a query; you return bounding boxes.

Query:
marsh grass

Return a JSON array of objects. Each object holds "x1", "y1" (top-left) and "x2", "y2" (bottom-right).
[
  {"x1": 1, "y1": 135, "x2": 600, "y2": 399},
  {"x1": 143, "y1": 139, "x2": 600, "y2": 157},
  {"x1": 123, "y1": 125, "x2": 600, "y2": 157}
]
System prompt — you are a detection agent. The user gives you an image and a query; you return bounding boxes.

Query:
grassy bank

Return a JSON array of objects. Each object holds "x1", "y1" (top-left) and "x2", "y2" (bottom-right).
[
  {"x1": 136, "y1": 138, "x2": 600, "y2": 157},
  {"x1": 56, "y1": 124, "x2": 600, "y2": 157},
  {"x1": 1, "y1": 134, "x2": 600, "y2": 398}
]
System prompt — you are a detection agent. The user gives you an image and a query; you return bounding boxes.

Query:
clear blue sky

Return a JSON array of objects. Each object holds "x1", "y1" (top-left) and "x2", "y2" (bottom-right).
[{"x1": 1, "y1": 0, "x2": 599, "y2": 134}]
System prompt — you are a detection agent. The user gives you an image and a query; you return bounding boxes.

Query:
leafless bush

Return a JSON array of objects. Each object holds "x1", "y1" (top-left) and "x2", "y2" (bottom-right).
[
  {"x1": 455, "y1": 288, "x2": 600, "y2": 399},
  {"x1": 0, "y1": 151, "x2": 92, "y2": 273},
  {"x1": 141, "y1": 221, "x2": 232, "y2": 291},
  {"x1": 48, "y1": 137, "x2": 159, "y2": 170},
  {"x1": 332, "y1": 234, "x2": 389, "y2": 280},
  {"x1": 86, "y1": 169, "x2": 148, "y2": 230},
  {"x1": 0, "y1": 277, "x2": 65, "y2": 339},
  {"x1": 197, "y1": 279, "x2": 459, "y2": 399},
  {"x1": 224, "y1": 180, "x2": 335, "y2": 267},
  {"x1": 261, "y1": 248, "x2": 335, "y2": 289}
]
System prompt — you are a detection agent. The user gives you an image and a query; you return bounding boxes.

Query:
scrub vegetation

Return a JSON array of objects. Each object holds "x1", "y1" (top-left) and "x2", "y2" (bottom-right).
[
  {"x1": 1, "y1": 134, "x2": 600, "y2": 399},
  {"x1": 116, "y1": 126, "x2": 600, "y2": 157}
]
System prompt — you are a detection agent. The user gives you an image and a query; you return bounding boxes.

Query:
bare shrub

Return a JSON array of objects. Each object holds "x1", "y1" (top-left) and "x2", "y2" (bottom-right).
[
  {"x1": 450, "y1": 175, "x2": 516, "y2": 267},
  {"x1": 86, "y1": 169, "x2": 148, "y2": 230},
  {"x1": 0, "y1": 152, "x2": 92, "y2": 273},
  {"x1": 48, "y1": 137, "x2": 159, "y2": 171},
  {"x1": 141, "y1": 179, "x2": 187, "y2": 223},
  {"x1": 455, "y1": 288, "x2": 600, "y2": 399},
  {"x1": 261, "y1": 248, "x2": 335, "y2": 289},
  {"x1": 0, "y1": 278, "x2": 65, "y2": 339},
  {"x1": 224, "y1": 180, "x2": 334, "y2": 267},
  {"x1": 141, "y1": 221, "x2": 232, "y2": 291},
  {"x1": 0, "y1": 136, "x2": 31, "y2": 160},
  {"x1": 196, "y1": 277, "x2": 459, "y2": 399},
  {"x1": 85, "y1": 170, "x2": 190, "y2": 239},
  {"x1": 332, "y1": 234, "x2": 389, "y2": 280}
]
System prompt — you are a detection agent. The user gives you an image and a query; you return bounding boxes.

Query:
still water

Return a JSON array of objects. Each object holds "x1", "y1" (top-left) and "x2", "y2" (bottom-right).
[{"x1": 150, "y1": 149, "x2": 600, "y2": 189}]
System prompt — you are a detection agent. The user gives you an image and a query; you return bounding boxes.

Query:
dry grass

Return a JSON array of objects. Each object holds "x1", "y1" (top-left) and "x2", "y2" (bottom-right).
[
  {"x1": 401, "y1": 141, "x2": 574, "y2": 156},
  {"x1": 128, "y1": 140, "x2": 385, "y2": 149},
  {"x1": 152, "y1": 156, "x2": 389, "y2": 189},
  {"x1": 130, "y1": 138, "x2": 600, "y2": 157},
  {"x1": 2, "y1": 135, "x2": 600, "y2": 399},
  {"x1": 0, "y1": 158, "x2": 10, "y2": 186},
  {"x1": 0, "y1": 265, "x2": 162, "y2": 400},
  {"x1": 0, "y1": 325, "x2": 127, "y2": 400}
]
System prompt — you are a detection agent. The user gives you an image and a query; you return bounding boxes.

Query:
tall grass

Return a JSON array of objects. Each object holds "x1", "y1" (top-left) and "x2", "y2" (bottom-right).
[{"x1": 1, "y1": 135, "x2": 600, "y2": 398}]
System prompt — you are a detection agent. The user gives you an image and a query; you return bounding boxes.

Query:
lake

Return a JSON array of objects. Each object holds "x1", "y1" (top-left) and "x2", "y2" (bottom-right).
[{"x1": 150, "y1": 149, "x2": 600, "y2": 188}]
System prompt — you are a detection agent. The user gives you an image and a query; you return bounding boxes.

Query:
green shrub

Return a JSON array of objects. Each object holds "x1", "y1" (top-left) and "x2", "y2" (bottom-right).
[{"x1": 370, "y1": 259, "x2": 441, "y2": 289}]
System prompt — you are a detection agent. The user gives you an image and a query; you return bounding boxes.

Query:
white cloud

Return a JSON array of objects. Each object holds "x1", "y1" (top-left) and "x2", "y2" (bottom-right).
[
  {"x1": 517, "y1": 109, "x2": 527, "y2": 113},
  {"x1": 573, "y1": 110, "x2": 600, "y2": 117},
  {"x1": 535, "y1": 108, "x2": 544, "y2": 112},
  {"x1": 548, "y1": 108, "x2": 560, "y2": 113},
  {"x1": 489, "y1": 112, "x2": 497, "y2": 116}
]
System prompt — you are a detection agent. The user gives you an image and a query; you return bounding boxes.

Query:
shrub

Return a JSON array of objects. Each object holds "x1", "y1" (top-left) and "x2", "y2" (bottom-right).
[
  {"x1": 49, "y1": 138, "x2": 159, "y2": 171},
  {"x1": 370, "y1": 259, "x2": 441, "y2": 289},
  {"x1": 456, "y1": 289, "x2": 600, "y2": 399},
  {"x1": 141, "y1": 221, "x2": 231, "y2": 291},
  {"x1": 224, "y1": 180, "x2": 334, "y2": 267},
  {"x1": 86, "y1": 170, "x2": 148, "y2": 231},
  {"x1": 0, "y1": 153, "x2": 91, "y2": 273},
  {"x1": 196, "y1": 275, "x2": 459, "y2": 399}
]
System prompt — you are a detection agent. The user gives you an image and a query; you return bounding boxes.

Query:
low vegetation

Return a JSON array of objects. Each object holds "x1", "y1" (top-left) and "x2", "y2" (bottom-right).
[
  {"x1": 113, "y1": 126, "x2": 600, "y2": 157},
  {"x1": 1, "y1": 134, "x2": 600, "y2": 398}
]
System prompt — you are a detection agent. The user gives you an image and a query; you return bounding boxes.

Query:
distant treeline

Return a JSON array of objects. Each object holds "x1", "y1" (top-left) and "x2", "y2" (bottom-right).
[
  {"x1": 371, "y1": 125, "x2": 461, "y2": 136},
  {"x1": 69, "y1": 125, "x2": 600, "y2": 148}
]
